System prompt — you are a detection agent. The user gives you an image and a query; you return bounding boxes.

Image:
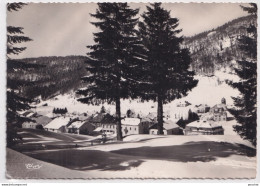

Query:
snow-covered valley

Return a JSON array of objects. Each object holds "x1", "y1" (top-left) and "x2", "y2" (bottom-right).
[{"x1": 35, "y1": 71, "x2": 240, "y2": 118}]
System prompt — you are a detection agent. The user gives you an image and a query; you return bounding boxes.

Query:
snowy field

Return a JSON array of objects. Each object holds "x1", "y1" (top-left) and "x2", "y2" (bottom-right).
[{"x1": 7, "y1": 117, "x2": 256, "y2": 179}]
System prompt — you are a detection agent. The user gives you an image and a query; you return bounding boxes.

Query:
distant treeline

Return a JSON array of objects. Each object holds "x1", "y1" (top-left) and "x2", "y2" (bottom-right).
[{"x1": 53, "y1": 107, "x2": 68, "y2": 114}]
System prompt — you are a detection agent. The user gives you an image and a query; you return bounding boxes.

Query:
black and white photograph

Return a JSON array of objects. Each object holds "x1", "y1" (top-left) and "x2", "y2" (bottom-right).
[{"x1": 4, "y1": 2, "x2": 258, "y2": 179}]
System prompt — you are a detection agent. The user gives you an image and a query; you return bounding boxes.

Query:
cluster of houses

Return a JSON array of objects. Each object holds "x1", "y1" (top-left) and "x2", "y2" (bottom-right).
[
  {"x1": 22, "y1": 98, "x2": 228, "y2": 136},
  {"x1": 184, "y1": 98, "x2": 227, "y2": 135}
]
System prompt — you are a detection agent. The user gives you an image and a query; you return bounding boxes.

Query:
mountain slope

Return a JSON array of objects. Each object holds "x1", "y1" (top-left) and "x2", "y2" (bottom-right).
[{"x1": 184, "y1": 15, "x2": 256, "y2": 75}]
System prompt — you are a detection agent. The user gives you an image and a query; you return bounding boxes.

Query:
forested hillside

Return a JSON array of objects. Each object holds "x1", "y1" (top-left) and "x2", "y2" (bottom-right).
[
  {"x1": 9, "y1": 56, "x2": 89, "y2": 100},
  {"x1": 184, "y1": 15, "x2": 257, "y2": 75}
]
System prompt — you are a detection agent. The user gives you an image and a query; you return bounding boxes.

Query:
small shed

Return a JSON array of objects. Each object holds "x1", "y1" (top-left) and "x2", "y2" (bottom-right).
[{"x1": 195, "y1": 104, "x2": 210, "y2": 113}]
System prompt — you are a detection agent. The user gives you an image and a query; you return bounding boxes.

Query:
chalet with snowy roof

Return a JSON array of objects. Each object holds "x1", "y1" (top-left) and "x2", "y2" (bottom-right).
[
  {"x1": 149, "y1": 119, "x2": 181, "y2": 135},
  {"x1": 140, "y1": 117, "x2": 156, "y2": 134},
  {"x1": 44, "y1": 116, "x2": 74, "y2": 133},
  {"x1": 184, "y1": 120, "x2": 224, "y2": 135},
  {"x1": 32, "y1": 115, "x2": 52, "y2": 127},
  {"x1": 100, "y1": 114, "x2": 117, "y2": 134},
  {"x1": 68, "y1": 120, "x2": 95, "y2": 135},
  {"x1": 121, "y1": 118, "x2": 144, "y2": 136},
  {"x1": 195, "y1": 104, "x2": 210, "y2": 114},
  {"x1": 210, "y1": 98, "x2": 227, "y2": 121},
  {"x1": 90, "y1": 113, "x2": 106, "y2": 127}
]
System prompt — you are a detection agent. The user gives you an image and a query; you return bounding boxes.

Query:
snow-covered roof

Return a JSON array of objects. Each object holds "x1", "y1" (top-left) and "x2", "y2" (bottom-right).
[
  {"x1": 149, "y1": 119, "x2": 180, "y2": 130},
  {"x1": 26, "y1": 112, "x2": 35, "y2": 118},
  {"x1": 68, "y1": 121, "x2": 85, "y2": 129},
  {"x1": 186, "y1": 120, "x2": 222, "y2": 128},
  {"x1": 44, "y1": 117, "x2": 71, "y2": 130},
  {"x1": 163, "y1": 122, "x2": 179, "y2": 130},
  {"x1": 121, "y1": 118, "x2": 141, "y2": 126},
  {"x1": 94, "y1": 127, "x2": 103, "y2": 132},
  {"x1": 33, "y1": 115, "x2": 52, "y2": 126}
]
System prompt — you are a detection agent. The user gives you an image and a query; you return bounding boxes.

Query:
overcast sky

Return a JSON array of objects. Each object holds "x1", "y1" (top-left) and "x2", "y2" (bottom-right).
[{"x1": 7, "y1": 3, "x2": 249, "y2": 58}]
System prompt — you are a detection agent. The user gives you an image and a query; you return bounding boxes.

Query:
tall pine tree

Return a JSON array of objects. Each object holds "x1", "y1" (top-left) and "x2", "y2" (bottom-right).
[
  {"x1": 138, "y1": 3, "x2": 198, "y2": 134},
  {"x1": 7, "y1": 3, "x2": 36, "y2": 147},
  {"x1": 77, "y1": 3, "x2": 142, "y2": 140},
  {"x1": 229, "y1": 3, "x2": 257, "y2": 146}
]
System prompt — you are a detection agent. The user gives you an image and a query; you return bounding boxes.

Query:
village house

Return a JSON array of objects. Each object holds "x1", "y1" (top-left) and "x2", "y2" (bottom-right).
[
  {"x1": 68, "y1": 120, "x2": 95, "y2": 135},
  {"x1": 195, "y1": 104, "x2": 210, "y2": 114},
  {"x1": 149, "y1": 119, "x2": 181, "y2": 135},
  {"x1": 184, "y1": 120, "x2": 224, "y2": 135},
  {"x1": 140, "y1": 117, "x2": 156, "y2": 134},
  {"x1": 100, "y1": 114, "x2": 117, "y2": 134},
  {"x1": 22, "y1": 121, "x2": 40, "y2": 129},
  {"x1": 210, "y1": 98, "x2": 228, "y2": 121},
  {"x1": 44, "y1": 116, "x2": 74, "y2": 133},
  {"x1": 89, "y1": 112, "x2": 106, "y2": 127},
  {"x1": 121, "y1": 118, "x2": 144, "y2": 136}
]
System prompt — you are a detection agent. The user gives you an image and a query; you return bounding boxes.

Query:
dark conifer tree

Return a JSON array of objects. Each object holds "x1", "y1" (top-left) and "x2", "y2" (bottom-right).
[
  {"x1": 77, "y1": 3, "x2": 142, "y2": 140},
  {"x1": 138, "y1": 3, "x2": 198, "y2": 134},
  {"x1": 100, "y1": 106, "x2": 106, "y2": 113},
  {"x1": 228, "y1": 3, "x2": 257, "y2": 146},
  {"x1": 6, "y1": 3, "x2": 34, "y2": 146}
]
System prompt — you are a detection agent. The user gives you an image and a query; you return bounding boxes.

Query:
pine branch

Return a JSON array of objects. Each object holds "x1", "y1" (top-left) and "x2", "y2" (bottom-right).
[{"x1": 7, "y1": 3, "x2": 27, "y2": 12}]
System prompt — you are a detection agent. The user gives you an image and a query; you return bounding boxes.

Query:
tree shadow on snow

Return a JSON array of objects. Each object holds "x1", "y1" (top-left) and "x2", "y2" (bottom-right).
[
  {"x1": 27, "y1": 149, "x2": 144, "y2": 171},
  {"x1": 26, "y1": 141, "x2": 255, "y2": 171},
  {"x1": 111, "y1": 141, "x2": 256, "y2": 162}
]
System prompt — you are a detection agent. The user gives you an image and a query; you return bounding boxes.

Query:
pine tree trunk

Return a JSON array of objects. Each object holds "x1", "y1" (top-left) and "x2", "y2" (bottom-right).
[
  {"x1": 157, "y1": 95, "x2": 164, "y2": 135},
  {"x1": 116, "y1": 97, "x2": 123, "y2": 141}
]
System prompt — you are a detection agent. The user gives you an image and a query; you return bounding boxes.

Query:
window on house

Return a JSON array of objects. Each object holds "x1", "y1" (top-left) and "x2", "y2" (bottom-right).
[{"x1": 130, "y1": 127, "x2": 131, "y2": 130}]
